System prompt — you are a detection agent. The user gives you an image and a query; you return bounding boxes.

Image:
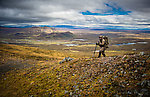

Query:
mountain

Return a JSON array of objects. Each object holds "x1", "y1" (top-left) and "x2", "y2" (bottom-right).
[
  {"x1": 0, "y1": 26, "x2": 54, "y2": 34},
  {"x1": 0, "y1": 26, "x2": 74, "y2": 39},
  {"x1": 38, "y1": 31, "x2": 74, "y2": 39}
]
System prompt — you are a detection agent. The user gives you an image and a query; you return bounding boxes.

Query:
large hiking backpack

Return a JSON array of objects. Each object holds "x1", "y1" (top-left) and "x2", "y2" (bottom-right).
[{"x1": 103, "y1": 36, "x2": 109, "y2": 47}]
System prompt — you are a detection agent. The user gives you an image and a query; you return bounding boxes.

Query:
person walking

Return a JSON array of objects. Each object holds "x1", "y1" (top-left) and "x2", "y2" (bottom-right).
[{"x1": 96, "y1": 35, "x2": 108, "y2": 57}]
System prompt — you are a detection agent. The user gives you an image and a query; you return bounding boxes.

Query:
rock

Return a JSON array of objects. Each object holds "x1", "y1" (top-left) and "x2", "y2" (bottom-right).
[
  {"x1": 72, "y1": 95, "x2": 79, "y2": 97},
  {"x1": 120, "y1": 70, "x2": 124, "y2": 74},
  {"x1": 136, "y1": 82, "x2": 141, "y2": 87},
  {"x1": 105, "y1": 90, "x2": 110, "y2": 93},
  {"x1": 98, "y1": 79, "x2": 103, "y2": 83},
  {"x1": 135, "y1": 60, "x2": 139, "y2": 63},
  {"x1": 64, "y1": 90, "x2": 69, "y2": 94},
  {"x1": 114, "y1": 76, "x2": 118, "y2": 78},
  {"x1": 142, "y1": 74, "x2": 147, "y2": 77},
  {"x1": 108, "y1": 71, "x2": 113, "y2": 74},
  {"x1": 122, "y1": 55, "x2": 127, "y2": 60},
  {"x1": 70, "y1": 92, "x2": 73, "y2": 96},
  {"x1": 141, "y1": 89, "x2": 149, "y2": 95},
  {"x1": 138, "y1": 93, "x2": 143, "y2": 97},
  {"x1": 113, "y1": 94, "x2": 120, "y2": 97},
  {"x1": 48, "y1": 92, "x2": 52, "y2": 96},
  {"x1": 148, "y1": 81, "x2": 150, "y2": 87},
  {"x1": 133, "y1": 90, "x2": 138, "y2": 95},
  {"x1": 134, "y1": 70, "x2": 138, "y2": 73},
  {"x1": 75, "y1": 88, "x2": 79, "y2": 91},
  {"x1": 59, "y1": 57, "x2": 74, "y2": 64},
  {"x1": 132, "y1": 49, "x2": 136, "y2": 51},
  {"x1": 139, "y1": 52, "x2": 144, "y2": 55},
  {"x1": 127, "y1": 91, "x2": 132, "y2": 95},
  {"x1": 73, "y1": 85, "x2": 78, "y2": 89},
  {"x1": 102, "y1": 86, "x2": 107, "y2": 89},
  {"x1": 141, "y1": 80, "x2": 149, "y2": 87}
]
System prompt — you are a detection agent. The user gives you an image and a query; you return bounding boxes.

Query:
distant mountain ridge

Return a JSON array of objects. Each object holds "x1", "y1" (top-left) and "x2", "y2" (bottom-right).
[
  {"x1": 0, "y1": 26, "x2": 74, "y2": 40},
  {"x1": 0, "y1": 26, "x2": 54, "y2": 34},
  {"x1": 1, "y1": 24, "x2": 150, "y2": 30},
  {"x1": 38, "y1": 31, "x2": 74, "y2": 39}
]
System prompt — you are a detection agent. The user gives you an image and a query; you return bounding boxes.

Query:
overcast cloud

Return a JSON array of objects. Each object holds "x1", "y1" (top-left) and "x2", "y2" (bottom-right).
[{"x1": 0, "y1": 0, "x2": 150, "y2": 29}]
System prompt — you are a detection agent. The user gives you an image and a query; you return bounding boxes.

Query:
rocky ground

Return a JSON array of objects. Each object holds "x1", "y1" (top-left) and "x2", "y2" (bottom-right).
[
  {"x1": 0, "y1": 53, "x2": 149, "y2": 97},
  {"x1": 57, "y1": 54, "x2": 150, "y2": 97}
]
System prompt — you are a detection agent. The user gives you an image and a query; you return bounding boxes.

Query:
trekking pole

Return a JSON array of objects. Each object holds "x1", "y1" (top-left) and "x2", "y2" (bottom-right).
[{"x1": 92, "y1": 45, "x2": 97, "y2": 57}]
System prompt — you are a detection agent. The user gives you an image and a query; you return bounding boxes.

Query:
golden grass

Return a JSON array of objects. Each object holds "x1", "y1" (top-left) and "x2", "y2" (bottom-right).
[
  {"x1": 0, "y1": 53, "x2": 149, "y2": 97},
  {"x1": 0, "y1": 42, "x2": 149, "y2": 97},
  {"x1": 0, "y1": 43, "x2": 66, "y2": 61},
  {"x1": 76, "y1": 44, "x2": 95, "y2": 47}
]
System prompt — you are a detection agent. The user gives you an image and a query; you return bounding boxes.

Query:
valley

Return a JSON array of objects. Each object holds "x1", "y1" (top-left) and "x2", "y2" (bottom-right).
[{"x1": 0, "y1": 27, "x2": 150, "y2": 96}]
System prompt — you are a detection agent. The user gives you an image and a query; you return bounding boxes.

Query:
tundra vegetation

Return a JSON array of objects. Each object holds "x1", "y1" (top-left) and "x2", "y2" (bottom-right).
[{"x1": 0, "y1": 27, "x2": 150, "y2": 96}]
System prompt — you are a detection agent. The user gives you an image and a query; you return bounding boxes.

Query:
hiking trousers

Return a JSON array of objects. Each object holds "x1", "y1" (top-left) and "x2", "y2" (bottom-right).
[{"x1": 98, "y1": 47, "x2": 106, "y2": 57}]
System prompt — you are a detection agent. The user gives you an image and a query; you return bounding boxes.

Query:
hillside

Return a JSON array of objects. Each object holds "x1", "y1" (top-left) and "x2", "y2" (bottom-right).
[
  {"x1": 0, "y1": 43, "x2": 149, "y2": 97},
  {"x1": 0, "y1": 26, "x2": 54, "y2": 34},
  {"x1": 0, "y1": 27, "x2": 150, "y2": 96},
  {"x1": 0, "y1": 27, "x2": 74, "y2": 40},
  {"x1": 38, "y1": 31, "x2": 74, "y2": 39},
  {"x1": 0, "y1": 43, "x2": 68, "y2": 75}
]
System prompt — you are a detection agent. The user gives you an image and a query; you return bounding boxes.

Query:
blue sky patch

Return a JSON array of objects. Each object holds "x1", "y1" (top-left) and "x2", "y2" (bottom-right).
[{"x1": 81, "y1": 3, "x2": 131, "y2": 16}]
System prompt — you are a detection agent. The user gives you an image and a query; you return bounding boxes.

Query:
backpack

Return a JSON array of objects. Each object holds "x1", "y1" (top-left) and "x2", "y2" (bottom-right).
[{"x1": 103, "y1": 36, "x2": 109, "y2": 47}]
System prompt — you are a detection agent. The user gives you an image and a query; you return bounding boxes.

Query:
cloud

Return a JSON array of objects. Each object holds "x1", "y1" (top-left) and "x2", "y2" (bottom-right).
[
  {"x1": 0, "y1": 0, "x2": 150, "y2": 29},
  {"x1": 112, "y1": 0, "x2": 150, "y2": 13},
  {"x1": 81, "y1": 3, "x2": 131, "y2": 16}
]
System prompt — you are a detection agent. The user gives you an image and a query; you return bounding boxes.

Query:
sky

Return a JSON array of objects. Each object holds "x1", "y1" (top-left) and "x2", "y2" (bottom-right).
[{"x1": 0, "y1": 0, "x2": 150, "y2": 30}]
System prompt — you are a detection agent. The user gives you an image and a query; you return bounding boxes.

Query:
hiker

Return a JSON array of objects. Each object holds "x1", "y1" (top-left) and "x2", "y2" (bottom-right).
[{"x1": 96, "y1": 35, "x2": 108, "y2": 57}]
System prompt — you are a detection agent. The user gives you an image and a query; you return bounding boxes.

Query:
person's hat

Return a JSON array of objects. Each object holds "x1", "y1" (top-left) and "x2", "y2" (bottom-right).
[
  {"x1": 99, "y1": 35, "x2": 103, "y2": 38},
  {"x1": 103, "y1": 36, "x2": 107, "y2": 38}
]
